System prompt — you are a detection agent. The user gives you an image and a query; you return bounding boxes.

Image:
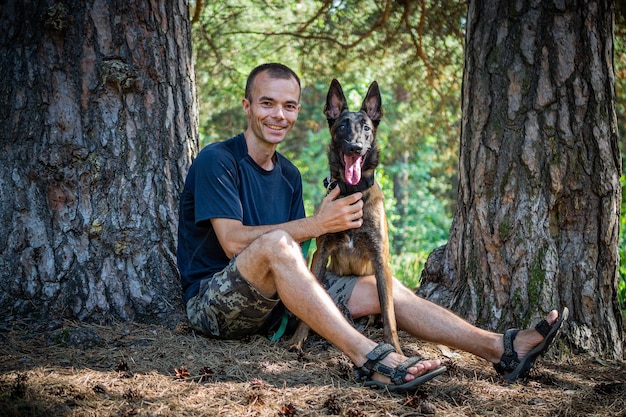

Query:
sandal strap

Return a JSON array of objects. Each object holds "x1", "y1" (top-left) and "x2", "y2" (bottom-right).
[
  {"x1": 384, "y1": 356, "x2": 423, "y2": 385},
  {"x1": 534, "y1": 319, "x2": 552, "y2": 337},
  {"x1": 354, "y1": 343, "x2": 395, "y2": 381},
  {"x1": 354, "y1": 343, "x2": 426, "y2": 385},
  {"x1": 494, "y1": 328, "x2": 520, "y2": 375}
]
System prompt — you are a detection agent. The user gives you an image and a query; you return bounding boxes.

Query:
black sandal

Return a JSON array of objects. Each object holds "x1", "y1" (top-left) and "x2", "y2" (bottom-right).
[
  {"x1": 354, "y1": 343, "x2": 447, "y2": 392},
  {"x1": 494, "y1": 307, "x2": 569, "y2": 381}
]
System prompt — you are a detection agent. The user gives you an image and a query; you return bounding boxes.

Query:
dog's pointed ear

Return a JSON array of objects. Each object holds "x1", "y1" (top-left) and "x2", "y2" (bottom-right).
[
  {"x1": 324, "y1": 79, "x2": 348, "y2": 127},
  {"x1": 361, "y1": 81, "x2": 383, "y2": 127}
]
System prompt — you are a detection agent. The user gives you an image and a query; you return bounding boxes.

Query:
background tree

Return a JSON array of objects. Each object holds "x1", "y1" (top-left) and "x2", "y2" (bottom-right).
[
  {"x1": 419, "y1": 0, "x2": 623, "y2": 359},
  {"x1": 0, "y1": 0, "x2": 196, "y2": 324}
]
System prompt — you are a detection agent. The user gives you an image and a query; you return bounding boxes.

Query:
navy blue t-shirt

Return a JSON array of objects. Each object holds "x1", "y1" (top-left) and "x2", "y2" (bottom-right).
[{"x1": 177, "y1": 133, "x2": 306, "y2": 304}]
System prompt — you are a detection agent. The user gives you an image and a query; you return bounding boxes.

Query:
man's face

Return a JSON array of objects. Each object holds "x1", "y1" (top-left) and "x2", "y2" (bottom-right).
[{"x1": 242, "y1": 71, "x2": 301, "y2": 146}]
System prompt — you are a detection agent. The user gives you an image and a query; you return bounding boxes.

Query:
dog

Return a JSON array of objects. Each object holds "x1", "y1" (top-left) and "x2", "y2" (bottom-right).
[{"x1": 289, "y1": 79, "x2": 402, "y2": 354}]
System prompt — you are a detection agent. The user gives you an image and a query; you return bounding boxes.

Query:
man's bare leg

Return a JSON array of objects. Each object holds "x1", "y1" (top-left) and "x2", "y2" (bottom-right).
[
  {"x1": 348, "y1": 275, "x2": 560, "y2": 364},
  {"x1": 235, "y1": 230, "x2": 442, "y2": 384}
]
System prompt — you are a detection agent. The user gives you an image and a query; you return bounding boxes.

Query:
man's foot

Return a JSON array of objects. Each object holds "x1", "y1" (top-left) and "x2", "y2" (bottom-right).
[
  {"x1": 354, "y1": 343, "x2": 446, "y2": 392},
  {"x1": 494, "y1": 308, "x2": 568, "y2": 381},
  {"x1": 510, "y1": 309, "x2": 559, "y2": 358}
]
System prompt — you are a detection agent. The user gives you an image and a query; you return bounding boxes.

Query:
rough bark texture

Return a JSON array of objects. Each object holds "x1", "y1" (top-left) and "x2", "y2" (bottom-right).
[
  {"x1": 419, "y1": 0, "x2": 623, "y2": 359},
  {"x1": 0, "y1": 0, "x2": 198, "y2": 325}
]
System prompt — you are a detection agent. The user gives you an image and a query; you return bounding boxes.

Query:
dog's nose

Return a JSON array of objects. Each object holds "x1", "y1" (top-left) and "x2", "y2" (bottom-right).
[{"x1": 345, "y1": 142, "x2": 363, "y2": 155}]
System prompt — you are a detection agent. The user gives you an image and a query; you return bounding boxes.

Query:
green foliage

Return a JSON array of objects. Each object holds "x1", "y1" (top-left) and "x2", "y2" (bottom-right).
[
  {"x1": 191, "y1": 0, "x2": 464, "y2": 284},
  {"x1": 291, "y1": 129, "x2": 330, "y2": 217},
  {"x1": 390, "y1": 252, "x2": 428, "y2": 290}
]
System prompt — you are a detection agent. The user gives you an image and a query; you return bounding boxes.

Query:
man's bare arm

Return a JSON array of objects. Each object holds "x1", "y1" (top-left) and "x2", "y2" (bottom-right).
[{"x1": 212, "y1": 187, "x2": 364, "y2": 259}]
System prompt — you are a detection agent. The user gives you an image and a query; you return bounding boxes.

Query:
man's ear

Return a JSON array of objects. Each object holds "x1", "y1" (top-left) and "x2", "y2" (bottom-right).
[{"x1": 242, "y1": 98, "x2": 250, "y2": 115}]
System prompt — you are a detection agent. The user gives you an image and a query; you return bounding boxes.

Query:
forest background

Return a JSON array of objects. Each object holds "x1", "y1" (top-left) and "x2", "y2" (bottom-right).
[
  {"x1": 191, "y1": 0, "x2": 626, "y2": 308},
  {"x1": 1, "y1": 2, "x2": 625, "y2": 416}
]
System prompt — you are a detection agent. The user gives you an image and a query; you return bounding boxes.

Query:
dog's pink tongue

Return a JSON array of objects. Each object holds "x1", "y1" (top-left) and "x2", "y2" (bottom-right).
[{"x1": 344, "y1": 155, "x2": 363, "y2": 185}]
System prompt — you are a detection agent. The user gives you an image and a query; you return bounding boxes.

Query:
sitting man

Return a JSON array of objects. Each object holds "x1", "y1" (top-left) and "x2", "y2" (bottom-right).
[{"x1": 177, "y1": 62, "x2": 566, "y2": 392}]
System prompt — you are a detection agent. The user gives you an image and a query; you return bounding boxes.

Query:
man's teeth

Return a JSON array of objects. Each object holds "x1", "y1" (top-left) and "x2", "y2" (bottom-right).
[{"x1": 267, "y1": 124, "x2": 283, "y2": 130}]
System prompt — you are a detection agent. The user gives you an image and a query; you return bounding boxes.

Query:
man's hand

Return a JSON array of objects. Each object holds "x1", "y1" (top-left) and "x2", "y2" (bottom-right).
[{"x1": 314, "y1": 186, "x2": 364, "y2": 234}]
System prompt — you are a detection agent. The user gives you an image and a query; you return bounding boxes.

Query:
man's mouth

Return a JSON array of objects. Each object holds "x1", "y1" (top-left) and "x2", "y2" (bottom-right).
[
  {"x1": 343, "y1": 153, "x2": 365, "y2": 185},
  {"x1": 266, "y1": 123, "x2": 285, "y2": 131}
]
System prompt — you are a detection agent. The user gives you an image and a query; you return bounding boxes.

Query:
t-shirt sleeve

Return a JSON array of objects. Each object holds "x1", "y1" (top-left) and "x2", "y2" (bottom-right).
[
  {"x1": 193, "y1": 148, "x2": 243, "y2": 225},
  {"x1": 290, "y1": 169, "x2": 306, "y2": 221}
]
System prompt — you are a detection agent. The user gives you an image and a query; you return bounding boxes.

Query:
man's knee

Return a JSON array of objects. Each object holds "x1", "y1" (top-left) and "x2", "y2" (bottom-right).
[{"x1": 255, "y1": 229, "x2": 301, "y2": 259}]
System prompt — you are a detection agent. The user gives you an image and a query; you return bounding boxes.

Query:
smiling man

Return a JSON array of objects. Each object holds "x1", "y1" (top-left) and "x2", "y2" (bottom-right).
[{"x1": 176, "y1": 63, "x2": 566, "y2": 392}]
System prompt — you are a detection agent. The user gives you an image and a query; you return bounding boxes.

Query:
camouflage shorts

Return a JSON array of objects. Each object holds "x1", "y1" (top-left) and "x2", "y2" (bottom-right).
[
  {"x1": 186, "y1": 257, "x2": 280, "y2": 339},
  {"x1": 186, "y1": 258, "x2": 361, "y2": 339},
  {"x1": 322, "y1": 271, "x2": 360, "y2": 324}
]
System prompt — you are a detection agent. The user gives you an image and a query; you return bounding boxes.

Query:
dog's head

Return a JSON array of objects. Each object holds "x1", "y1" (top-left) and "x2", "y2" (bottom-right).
[{"x1": 324, "y1": 79, "x2": 382, "y2": 189}]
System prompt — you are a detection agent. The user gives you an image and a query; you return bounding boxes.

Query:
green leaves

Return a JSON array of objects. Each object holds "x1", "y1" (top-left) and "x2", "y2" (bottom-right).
[{"x1": 190, "y1": 0, "x2": 465, "y2": 285}]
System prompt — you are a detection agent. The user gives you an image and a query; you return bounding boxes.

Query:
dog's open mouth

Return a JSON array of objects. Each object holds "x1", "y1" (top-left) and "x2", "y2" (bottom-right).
[{"x1": 343, "y1": 153, "x2": 365, "y2": 185}]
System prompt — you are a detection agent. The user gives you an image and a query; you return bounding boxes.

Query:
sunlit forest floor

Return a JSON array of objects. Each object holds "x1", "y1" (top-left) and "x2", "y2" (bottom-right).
[{"x1": 1, "y1": 318, "x2": 625, "y2": 417}]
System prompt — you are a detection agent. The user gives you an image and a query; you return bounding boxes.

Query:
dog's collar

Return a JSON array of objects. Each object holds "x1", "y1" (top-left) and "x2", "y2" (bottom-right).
[{"x1": 323, "y1": 174, "x2": 375, "y2": 195}]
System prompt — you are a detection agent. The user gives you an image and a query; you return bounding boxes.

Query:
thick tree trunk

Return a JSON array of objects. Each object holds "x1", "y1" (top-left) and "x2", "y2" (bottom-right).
[
  {"x1": 419, "y1": 0, "x2": 623, "y2": 359},
  {"x1": 0, "y1": 0, "x2": 198, "y2": 325}
]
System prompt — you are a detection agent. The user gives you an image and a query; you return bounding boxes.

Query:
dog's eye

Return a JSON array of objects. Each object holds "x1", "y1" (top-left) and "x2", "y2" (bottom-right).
[
  {"x1": 364, "y1": 125, "x2": 371, "y2": 132},
  {"x1": 338, "y1": 124, "x2": 346, "y2": 131}
]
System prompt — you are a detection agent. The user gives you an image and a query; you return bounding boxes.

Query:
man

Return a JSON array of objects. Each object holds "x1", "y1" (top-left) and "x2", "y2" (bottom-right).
[{"x1": 177, "y1": 63, "x2": 566, "y2": 391}]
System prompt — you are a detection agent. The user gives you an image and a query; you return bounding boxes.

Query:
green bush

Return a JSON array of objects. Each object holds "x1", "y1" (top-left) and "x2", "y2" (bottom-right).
[{"x1": 390, "y1": 252, "x2": 431, "y2": 290}]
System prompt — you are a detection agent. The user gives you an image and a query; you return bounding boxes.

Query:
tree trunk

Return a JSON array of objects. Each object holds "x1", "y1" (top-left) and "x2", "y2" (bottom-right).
[
  {"x1": 0, "y1": 0, "x2": 198, "y2": 325},
  {"x1": 419, "y1": 0, "x2": 623, "y2": 359}
]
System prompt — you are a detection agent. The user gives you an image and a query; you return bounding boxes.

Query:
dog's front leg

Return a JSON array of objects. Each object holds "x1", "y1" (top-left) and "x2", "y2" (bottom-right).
[
  {"x1": 289, "y1": 315, "x2": 312, "y2": 352},
  {"x1": 374, "y1": 256, "x2": 402, "y2": 353}
]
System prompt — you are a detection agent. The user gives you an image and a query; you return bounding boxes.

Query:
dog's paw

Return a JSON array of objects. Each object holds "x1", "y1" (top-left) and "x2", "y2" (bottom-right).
[{"x1": 286, "y1": 338, "x2": 305, "y2": 353}]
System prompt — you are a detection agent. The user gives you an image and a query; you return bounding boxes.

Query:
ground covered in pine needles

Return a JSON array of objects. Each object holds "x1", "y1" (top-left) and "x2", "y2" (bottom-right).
[{"x1": 1, "y1": 318, "x2": 625, "y2": 417}]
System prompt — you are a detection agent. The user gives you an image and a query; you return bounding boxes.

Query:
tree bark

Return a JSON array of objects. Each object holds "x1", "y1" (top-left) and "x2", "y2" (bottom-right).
[
  {"x1": 419, "y1": 0, "x2": 623, "y2": 359},
  {"x1": 0, "y1": 0, "x2": 198, "y2": 325}
]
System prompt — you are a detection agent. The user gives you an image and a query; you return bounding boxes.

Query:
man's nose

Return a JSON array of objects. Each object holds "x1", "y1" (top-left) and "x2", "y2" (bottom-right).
[{"x1": 272, "y1": 106, "x2": 285, "y2": 119}]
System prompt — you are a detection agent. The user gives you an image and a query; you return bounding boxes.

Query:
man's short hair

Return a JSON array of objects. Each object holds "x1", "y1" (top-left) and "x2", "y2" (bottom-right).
[{"x1": 245, "y1": 63, "x2": 301, "y2": 102}]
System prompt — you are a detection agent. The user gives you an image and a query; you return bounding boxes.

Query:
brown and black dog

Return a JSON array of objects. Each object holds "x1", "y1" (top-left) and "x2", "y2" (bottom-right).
[{"x1": 290, "y1": 79, "x2": 401, "y2": 353}]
